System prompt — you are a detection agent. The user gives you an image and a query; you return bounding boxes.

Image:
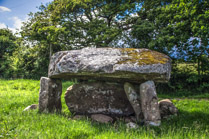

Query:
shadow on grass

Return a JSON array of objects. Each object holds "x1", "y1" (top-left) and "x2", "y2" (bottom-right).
[
  {"x1": 163, "y1": 110, "x2": 209, "y2": 126},
  {"x1": 68, "y1": 109, "x2": 209, "y2": 137},
  {"x1": 8, "y1": 107, "x2": 207, "y2": 138}
]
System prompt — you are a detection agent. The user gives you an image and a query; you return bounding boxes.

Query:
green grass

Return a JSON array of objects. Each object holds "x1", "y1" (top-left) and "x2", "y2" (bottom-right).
[
  {"x1": 0, "y1": 79, "x2": 209, "y2": 138},
  {"x1": 158, "y1": 91, "x2": 209, "y2": 99}
]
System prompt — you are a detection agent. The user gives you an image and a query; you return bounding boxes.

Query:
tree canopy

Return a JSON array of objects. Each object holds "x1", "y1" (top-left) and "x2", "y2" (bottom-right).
[
  {"x1": 132, "y1": 0, "x2": 209, "y2": 56},
  {"x1": 20, "y1": 0, "x2": 208, "y2": 58},
  {"x1": 21, "y1": 0, "x2": 143, "y2": 53}
]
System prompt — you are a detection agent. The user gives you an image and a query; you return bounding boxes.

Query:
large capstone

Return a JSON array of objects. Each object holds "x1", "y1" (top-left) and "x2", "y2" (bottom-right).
[
  {"x1": 64, "y1": 82, "x2": 134, "y2": 116},
  {"x1": 39, "y1": 77, "x2": 62, "y2": 112},
  {"x1": 48, "y1": 47, "x2": 171, "y2": 83}
]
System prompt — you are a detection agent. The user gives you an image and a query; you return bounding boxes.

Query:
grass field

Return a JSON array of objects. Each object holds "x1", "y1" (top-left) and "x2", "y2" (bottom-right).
[{"x1": 0, "y1": 79, "x2": 209, "y2": 139}]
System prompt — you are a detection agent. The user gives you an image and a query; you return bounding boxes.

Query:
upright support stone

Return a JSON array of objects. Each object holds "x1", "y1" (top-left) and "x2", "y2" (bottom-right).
[
  {"x1": 139, "y1": 81, "x2": 161, "y2": 126},
  {"x1": 39, "y1": 77, "x2": 62, "y2": 113},
  {"x1": 124, "y1": 82, "x2": 142, "y2": 121}
]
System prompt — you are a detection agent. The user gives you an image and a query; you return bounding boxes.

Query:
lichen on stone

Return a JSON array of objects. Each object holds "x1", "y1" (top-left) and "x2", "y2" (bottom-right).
[
  {"x1": 118, "y1": 48, "x2": 169, "y2": 65},
  {"x1": 49, "y1": 48, "x2": 171, "y2": 83}
]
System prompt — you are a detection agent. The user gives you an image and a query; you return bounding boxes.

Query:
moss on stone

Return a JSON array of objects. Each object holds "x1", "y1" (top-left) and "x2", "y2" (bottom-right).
[{"x1": 118, "y1": 48, "x2": 169, "y2": 65}]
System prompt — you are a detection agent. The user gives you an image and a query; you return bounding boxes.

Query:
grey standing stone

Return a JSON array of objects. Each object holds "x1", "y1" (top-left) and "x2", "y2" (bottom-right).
[
  {"x1": 140, "y1": 81, "x2": 161, "y2": 126},
  {"x1": 39, "y1": 77, "x2": 62, "y2": 113},
  {"x1": 124, "y1": 82, "x2": 142, "y2": 121}
]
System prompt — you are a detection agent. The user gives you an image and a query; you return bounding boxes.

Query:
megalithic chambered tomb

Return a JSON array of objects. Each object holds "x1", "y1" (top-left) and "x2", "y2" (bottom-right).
[{"x1": 39, "y1": 47, "x2": 171, "y2": 126}]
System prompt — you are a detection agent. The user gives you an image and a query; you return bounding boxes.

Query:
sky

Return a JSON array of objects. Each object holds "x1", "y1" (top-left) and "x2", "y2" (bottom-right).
[{"x1": 0, "y1": 0, "x2": 53, "y2": 34}]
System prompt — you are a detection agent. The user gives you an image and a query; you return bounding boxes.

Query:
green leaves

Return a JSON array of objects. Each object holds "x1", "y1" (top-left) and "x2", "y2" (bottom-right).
[
  {"x1": 43, "y1": 0, "x2": 141, "y2": 48},
  {"x1": 132, "y1": 0, "x2": 209, "y2": 57},
  {"x1": 0, "y1": 29, "x2": 18, "y2": 78}
]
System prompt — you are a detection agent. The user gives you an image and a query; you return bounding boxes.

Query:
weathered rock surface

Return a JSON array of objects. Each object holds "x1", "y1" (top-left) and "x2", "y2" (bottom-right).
[
  {"x1": 48, "y1": 47, "x2": 171, "y2": 83},
  {"x1": 159, "y1": 99, "x2": 178, "y2": 119},
  {"x1": 64, "y1": 82, "x2": 134, "y2": 116},
  {"x1": 126, "y1": 122, "x2": 139, "y2": 129},
  {"x1": 124, "y1": 82, "x2": 142, "y2": 121},
  {"x1": 140, "y1": 81, "x2": 161, "y2": 126},
  {"x1": 23, "y1": 104, "x2": 38, "y2": 111},
  {"x1": 39, "y1": 77, "x2": 62, "y2": 112},
  {"x1": 91, "y1": 114, "x2": 113, "y2": 124}
]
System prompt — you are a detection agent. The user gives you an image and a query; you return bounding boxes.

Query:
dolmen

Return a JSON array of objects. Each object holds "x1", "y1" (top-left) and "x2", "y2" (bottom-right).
[{"x1": 39, "y1": 47, "x2": 171, "y2": 126}]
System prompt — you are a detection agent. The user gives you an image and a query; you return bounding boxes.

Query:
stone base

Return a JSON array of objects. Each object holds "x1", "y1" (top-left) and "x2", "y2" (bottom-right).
[
  {"x1": 64, "y1": 80, "x2": 162, "y2": 126},
  {"x1": 64, "y1": 82, "x2": 134, "y2": 116},
  {"x1": 159, "y1": 99, "x2": 178, "y2": 119},
  {"x1": 39, "y1": 77, "x2": 62, "y2": 113},
  {"x1": 91, "y1": 114, "x2": 113, "y2": 123}
]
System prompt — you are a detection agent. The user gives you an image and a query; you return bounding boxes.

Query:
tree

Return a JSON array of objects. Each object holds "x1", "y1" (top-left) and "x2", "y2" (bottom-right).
[
  {"x1": 132, "y1": 0, "x2": 209, "y2": 56},
  {"x1": 21, "y1": 5, "x2": 65, "y2": 60},
  {"x1": 11, "y1": 41, "x2": 50, "y2": 79},
  {"x1": 0, "y1": 28, "x2": 17, "y2": 78},
  {"x1": 21, "y1": 0, "x2": 142, "y2": 51}
]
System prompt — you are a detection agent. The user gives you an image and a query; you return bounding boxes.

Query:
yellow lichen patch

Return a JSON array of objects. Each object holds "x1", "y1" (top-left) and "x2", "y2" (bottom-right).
[{"x1": 118, "y1": 48, "x2": 169, "y2": 65}]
